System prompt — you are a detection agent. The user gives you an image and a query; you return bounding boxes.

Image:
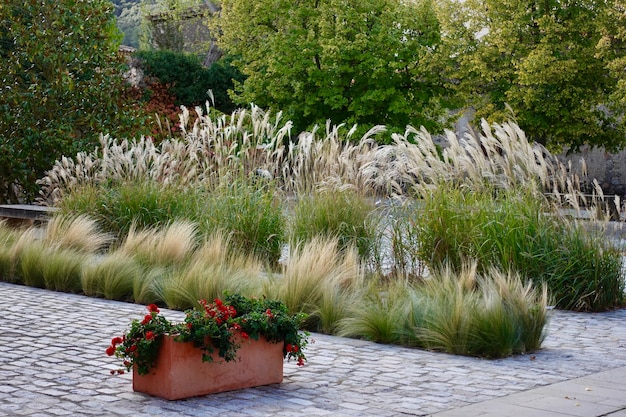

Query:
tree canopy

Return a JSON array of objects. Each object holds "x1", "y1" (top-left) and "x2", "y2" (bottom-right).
[
  {"x1": 440, "y1": 0, "x2": 626, "y2": 151},
  {"x1": 215, "y1": 0, "x2": 452, "y2": 136},
  {"x1": 0, "y1": 0, "x2": 144, "y2": 203}
]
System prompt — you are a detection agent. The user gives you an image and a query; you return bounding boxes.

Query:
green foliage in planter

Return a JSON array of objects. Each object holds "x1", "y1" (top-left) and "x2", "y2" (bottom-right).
[
  {"x1": 415, "y1": 186, "x2": 625, "y2": 311},
  {"x1": 290, "y1": 189, "x2": 376, "y2": 260},
  {"x1": 107, "y1": 303, "x2": 172, "y2": 376},
  {"x1": 107, "y1": 295, "x2": 308, "y2": 375}
]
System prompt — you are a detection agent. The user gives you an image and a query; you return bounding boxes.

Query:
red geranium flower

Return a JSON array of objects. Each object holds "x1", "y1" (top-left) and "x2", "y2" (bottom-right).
[
  {"x1": 147, "y1": 304, "x2": 160, "y2": 313},
  {"x1": 111, "y1": 337, "x2": 123, "y2": 346},
  {"x1": 141, "y1": 314, "x2": 152, "y2": 325},
  {"x1": 105, "y1": 345, "x2": 116, "y2": 356},
  {"x1": 145, "y1": 331, "x2": 155, "y2": 341}
]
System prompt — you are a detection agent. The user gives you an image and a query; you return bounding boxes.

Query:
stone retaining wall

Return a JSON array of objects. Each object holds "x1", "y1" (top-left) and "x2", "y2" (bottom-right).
[{"x1": 558, "y1": 146, "x2": 626, "y2": 198}]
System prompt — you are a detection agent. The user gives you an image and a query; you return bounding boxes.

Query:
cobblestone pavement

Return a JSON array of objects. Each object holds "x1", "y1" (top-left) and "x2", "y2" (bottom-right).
[{"x1": 1, "y1": 282, "x2": 625, "y2": 417}]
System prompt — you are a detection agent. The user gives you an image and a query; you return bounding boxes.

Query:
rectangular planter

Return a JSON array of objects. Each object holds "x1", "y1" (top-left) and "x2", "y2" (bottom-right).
[{"x1": 133, "y1": 334, "x2": 284, "y2": 400}]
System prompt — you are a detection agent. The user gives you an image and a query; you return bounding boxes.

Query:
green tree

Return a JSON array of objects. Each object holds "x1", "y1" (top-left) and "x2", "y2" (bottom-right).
[
  {"x1": 0, "y1": 0, "x2": 145, "y2": 203},
  {"x1": 215, "y1": 0, "x2": 451, "y2": 136},
  {"x1": 597, "y1": 0, "x2": 626, "y2": 110},
  {"x1": 441, "y1": 0, "x2": 626, "y2": 151}
]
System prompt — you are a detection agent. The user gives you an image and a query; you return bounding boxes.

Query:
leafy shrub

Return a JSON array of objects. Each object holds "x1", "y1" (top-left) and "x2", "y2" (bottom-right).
[
  {"x1": 0, "y1": 0, "x2": 148, "y2": 203},
  {"x1": 136, "y1": 50, "x2": 244, "y2": 113}
]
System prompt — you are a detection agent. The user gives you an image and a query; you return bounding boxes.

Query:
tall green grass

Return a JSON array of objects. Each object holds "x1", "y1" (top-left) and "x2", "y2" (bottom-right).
[
  {"x1": 59, "y1": 182, "x2": 204, "y2": 239},
  {"x1": 413, "y1": 265, "x2": 548, "y2": 357},
  {"x1": 201, "y1": 181, "x2": 285, "y2": 266},
  {"x1": 42, "y1": 248, "x2": 85, "y2": 293},
  {"x1": 290, "y1": 189, "x2": 377, "y2": 259},
  {"x1": 415, "y1": 186, "x2": 624, "y2": 311}
]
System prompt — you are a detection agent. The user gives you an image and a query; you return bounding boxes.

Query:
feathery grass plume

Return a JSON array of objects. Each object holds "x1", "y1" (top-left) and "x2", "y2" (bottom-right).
[
  {"x1": 81, "y1": 253, "x2": 140, "y2": 300},
  {"x1": 290, "y1": 188, "x2": 377, "y2": 259},
  {"x1": 152, "y1": 221, "x2": 198, "y2": 265},
  {"x1": 308, "y1": 246, "x2": 365, "y2": 334},
  {"x1": 41, "y1": 248, "x2": 86, "y2": 293},
  {"x1": 116, "y1": 222, "x2": 159, "y2": 262},
  {"x1": 43, "y1": 214, "x2": 112, "y2": 253},
  {"x1": 336, "y1": 278, "x2": 408, "y2": 344},
  {"x1": 117, "y1": 220, "x2": 198, "y2": 267},
  {"x1": 154, "y1": 232, "x2": 263, "y2": 310},
  {"x1": 16, "y1": 238, "x2": 47, "y2": 289},
  {"x1": 275, "y1": 236, "x2": 352, "y2": 316},
  {"x1": 133, "y1": 266, "x2": 169, "y2": 306},
  {"x1": 279, "y1": 123, "x2": 382, "y2": 196}
]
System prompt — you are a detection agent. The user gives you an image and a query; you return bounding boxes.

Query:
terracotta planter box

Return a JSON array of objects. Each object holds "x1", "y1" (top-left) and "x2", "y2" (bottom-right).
[{"x1": 133, "y1": 334, "x2": 284, "y2": 400}]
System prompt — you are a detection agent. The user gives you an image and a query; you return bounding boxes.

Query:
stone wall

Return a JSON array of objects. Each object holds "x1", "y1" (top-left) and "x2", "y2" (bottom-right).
[{"x1": 558, "y1": 146, "x2": 626, "y2": 198}]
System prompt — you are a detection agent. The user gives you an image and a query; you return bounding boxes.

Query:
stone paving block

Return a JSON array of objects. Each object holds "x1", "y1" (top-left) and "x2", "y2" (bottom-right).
[{"x1": 3, "y1": 282, "x2": 626, "y2": 416}]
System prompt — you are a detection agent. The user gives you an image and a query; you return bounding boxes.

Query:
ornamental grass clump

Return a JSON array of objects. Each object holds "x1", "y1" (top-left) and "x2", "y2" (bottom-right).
[
  {"x1": 290, "y1": 188, "x2": 377, "y2": 259},
  {"x1": 106, "y1": 294, "x2": 309, "y2": 375},
  {"x1": 415, "y1": 185, "x2": 624, "y2": 311}
]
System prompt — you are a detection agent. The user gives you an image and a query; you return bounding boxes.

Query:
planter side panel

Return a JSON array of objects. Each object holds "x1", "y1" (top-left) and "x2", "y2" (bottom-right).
[{"x1": 133, "y1": 335, "x2": 284, "y2": 400}]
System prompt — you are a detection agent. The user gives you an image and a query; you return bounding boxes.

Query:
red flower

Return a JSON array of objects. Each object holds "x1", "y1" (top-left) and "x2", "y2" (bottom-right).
[
  {"x1": 111, "y1": 337, "x2": 123, "y2": 346},
  {"x1": 105, "y1": 345, "x2": 116, "y2": 356},
  {"x1": 286, "y1": 344, "x2": 293, "y2": 352},
  {"x1": 297, "y1": 358, "x2": 305, "y2": 366},
  {"x1": 241, "y1": 331, "x2": 249, "y2": 340},
  {"x1": 147, "y1": 304, "x2": 160, "y2": 313},
  {"x1": 145, "y1": 331, "x2": 155, "y2": 341},
  {"x1": 265, "y1": 308, "x2": 274, "y2": 319},
  {"x1": 141, "y1": 314, "x2": 152, "y2": 325}
]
